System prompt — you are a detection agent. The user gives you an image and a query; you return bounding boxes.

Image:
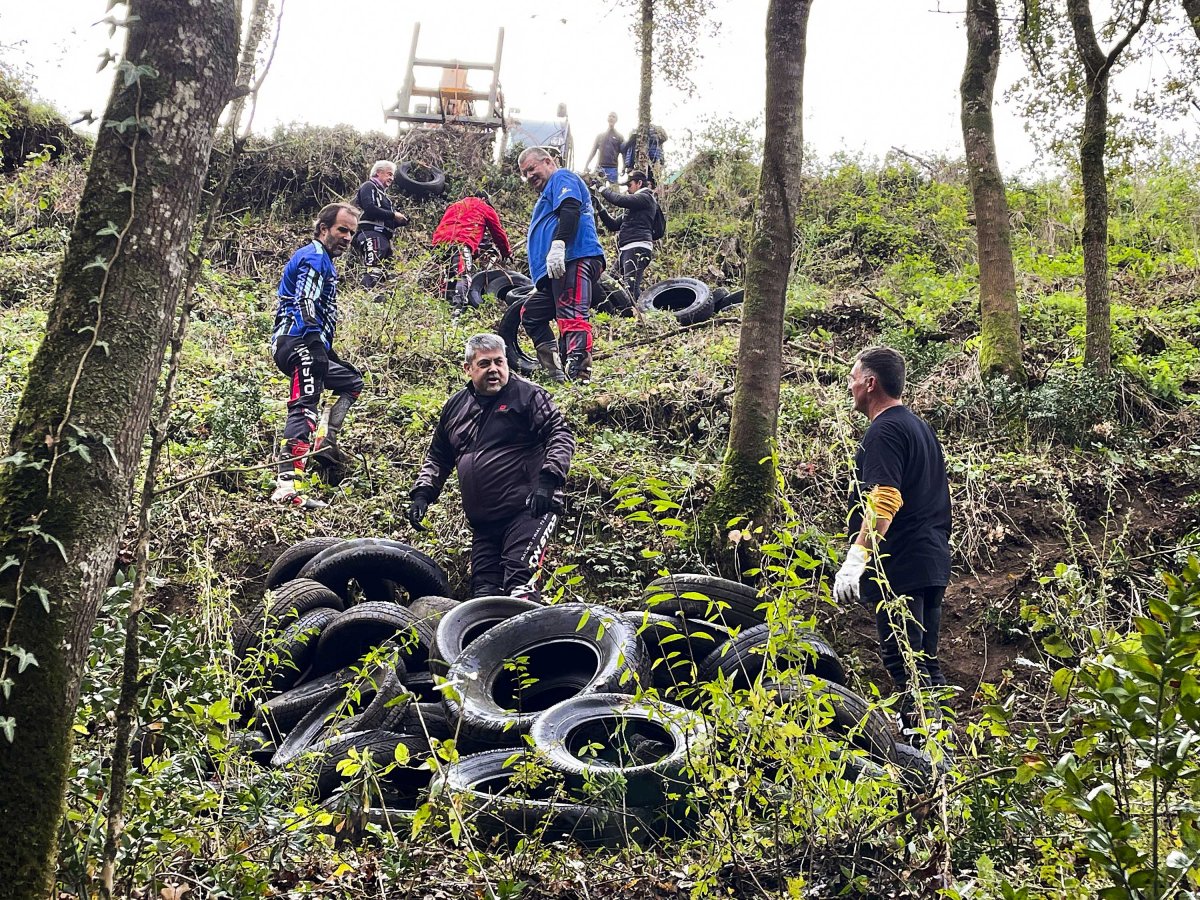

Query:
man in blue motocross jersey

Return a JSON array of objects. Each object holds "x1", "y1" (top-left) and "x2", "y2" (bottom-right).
[
  {"x1": 517, "y1": 146, "x2": 606, "y2": 383},
  {"x1": 269, "y1": 202, "x2": 363, "y2": 508}
]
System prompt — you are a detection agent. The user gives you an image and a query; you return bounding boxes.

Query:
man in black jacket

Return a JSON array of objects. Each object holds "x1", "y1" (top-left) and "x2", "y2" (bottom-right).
[
  {"x1": 596, "y1": 170, "x2": 658, "y2": 302},
  {"x1": 352, "y1": 160, "x2": 409, "y2": 289},
  {"x1": 407, "y1": 333, "x2": 575, "y2": 599}
]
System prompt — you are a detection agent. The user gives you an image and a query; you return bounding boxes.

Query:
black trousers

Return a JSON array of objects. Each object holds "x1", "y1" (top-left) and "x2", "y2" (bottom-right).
[
  {"x1": 272, "y1": 339, "x2": 363, "y2": 473},
  {"x1": 874, "y1": 585, "x2": 946, "y2": 694},
  {"x1": 353, "y1": 230, "x2": 392, "y2": 288},
  {"x1": 618, "y1": 246, "x2": 653, "y2": 302},
  {"x1": 469, "y1": 511, "x2": 558, "y2": 600}
]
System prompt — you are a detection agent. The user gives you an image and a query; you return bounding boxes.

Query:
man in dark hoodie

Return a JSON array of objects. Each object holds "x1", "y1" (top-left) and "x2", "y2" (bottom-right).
[
  {"x1": 407, "y1": 333, "x2": 575, "y2": 599},
  {"x1": 351, "y1": 160, "x2": 409, "y2": 289},
  {"x1": 595, "y1": 170, "x2": 658, "y2": 302}
]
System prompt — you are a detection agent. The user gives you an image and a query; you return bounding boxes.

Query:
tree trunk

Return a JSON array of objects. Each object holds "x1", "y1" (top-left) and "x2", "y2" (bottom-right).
[
  {"x1": 0, "y1": 1, "x2": 237, "y2": 895},
  {"x1": 1066, "y1": 0, "x2": 1152, "y2": 377},
  {"x1": 638, "y1": 0, "x2": 653, "y2": 170},
  {"x1": 961, "y1": 0, "x2": 1024, "y2": 382},
  {"x1": 700, "y1": 0, "x2": 812, "y2": 562},
  {"x1": 1184, "y1": 0, "x2": 1200, "y2": 40}
]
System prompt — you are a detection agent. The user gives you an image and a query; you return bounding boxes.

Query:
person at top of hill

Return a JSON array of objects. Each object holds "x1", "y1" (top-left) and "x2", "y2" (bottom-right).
[
  {"x1": 407, "y1": 333, "x2": 575, "y2": 600},
  {"x1": 431, "y1": 191, "x2": 514, "y2": 309},
  {"x1": 352, "y1": 160, "x2": 409, "y2": 290},
  {"x1": 269, "y1": 203, "x2": 364, "y2": 509},
  {"x1": 833, "y1": 346, "x2": 952, "y2": 736},
  {"x1": 595, "y1": 169, "x2": 658, "y2": 302},
  {"x1": 584, "y1": 112, "x2": 624, "y2": 184},
  {"x1": 621, "y1": 124, "x2": 667, "y2": 177},
  {"x1": 516, "y1": 146, "x2": 606, "y2": 384}
]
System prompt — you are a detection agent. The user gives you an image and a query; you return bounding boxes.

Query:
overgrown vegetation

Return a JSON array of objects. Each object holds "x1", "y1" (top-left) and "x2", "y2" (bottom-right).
[{"x1": 3, "y1": 107, "x2": 1200, "y2": 896}]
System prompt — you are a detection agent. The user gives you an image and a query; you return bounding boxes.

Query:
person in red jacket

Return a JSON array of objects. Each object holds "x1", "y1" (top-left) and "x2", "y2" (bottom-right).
[{"x1": 432, "y1": 192, "x2": 514, "y2": 309}]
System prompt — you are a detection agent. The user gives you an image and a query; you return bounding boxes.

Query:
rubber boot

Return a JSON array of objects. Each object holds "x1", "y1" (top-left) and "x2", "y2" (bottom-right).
[
  {"x1": 535, "y1": 343, "x2": 567, "y2": 384},
  {"x1": 566, "y1": 351, "x2": 593, "y2": 384},
  {"x1": 316, "y1": 394, "x2": 355, "y2": 466},
  {"x1": 270, "y1": 474, "x2": 327, "y2": 510}
]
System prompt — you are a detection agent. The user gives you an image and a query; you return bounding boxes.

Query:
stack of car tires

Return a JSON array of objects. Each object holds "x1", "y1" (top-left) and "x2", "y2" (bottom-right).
[{"x1": 226, "y1": 539, "x2": 942, "y2": 845}]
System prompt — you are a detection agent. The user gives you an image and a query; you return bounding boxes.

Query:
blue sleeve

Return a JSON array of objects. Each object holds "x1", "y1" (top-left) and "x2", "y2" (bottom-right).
[
  {"x1": 546, "y1": 170, "x2": 587, "y2": 212},
  {"x1": 293, "y1": 255, "x2": 324, "y2": 333}
]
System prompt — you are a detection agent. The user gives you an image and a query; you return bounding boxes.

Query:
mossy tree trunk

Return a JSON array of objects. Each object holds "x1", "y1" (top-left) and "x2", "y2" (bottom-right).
[
  {"x1": 699, "y1": 0, "x2": 812, "y2": 563},
  {"x1": 1184, "y1": 0, "x2": 1200, "y2": 39},
  {"x1": 638, "y1": 0, "x2": 653, "y2": 169},
  {"x1": 0, "y1": 1, "x2": 237, "y2": 895},
  {"x1": 961, "y1": 0, "x2": 1024, "y2": 383},
  {"x1": 1066, "y1": 0, "x2": 1152, "y2": 377}
]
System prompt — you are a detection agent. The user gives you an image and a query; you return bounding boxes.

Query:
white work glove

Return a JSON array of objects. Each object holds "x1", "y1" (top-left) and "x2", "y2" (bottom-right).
[
  {"x1": 546, "y1": 240, "x2": 567, "y2": 279},
  {"x1": 833, "y1": 544, "x2": 869, "y2": 605}
]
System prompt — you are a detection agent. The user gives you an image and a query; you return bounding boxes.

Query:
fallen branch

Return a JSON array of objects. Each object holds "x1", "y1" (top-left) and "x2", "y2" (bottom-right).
[{"x1": 592, "y1": 312, "x2": 740, "y2": 361}]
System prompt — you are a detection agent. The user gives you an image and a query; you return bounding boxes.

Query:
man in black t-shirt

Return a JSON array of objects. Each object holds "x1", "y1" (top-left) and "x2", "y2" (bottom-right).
[{"x1": 833, "y1": 346, "x2": 951, "y2": 729}]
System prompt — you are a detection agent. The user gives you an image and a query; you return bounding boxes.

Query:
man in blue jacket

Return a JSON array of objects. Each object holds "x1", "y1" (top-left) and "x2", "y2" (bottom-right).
[
  {"x1": 517, "y1": 147, "x2": 606, "y2": 384},
  {"x1": 269, "y1": 203, "x2": 363, "y2": 508}
]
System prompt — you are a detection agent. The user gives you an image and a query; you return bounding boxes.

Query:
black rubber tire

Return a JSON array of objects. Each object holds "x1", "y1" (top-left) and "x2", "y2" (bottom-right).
[
  {"x1": 643, "y1": 573, "x2": 767, "y2": 631},
  {"x1": 622, "y1": 611, "x2": 731, "y2": 692},
  {"x1": 313, "y1": 729, "x2": 434, "y2": 802},
  {"x1": 408, "y1": 595, "x2": 460, "y2": 627},
  {"x1": 395, "y1": 161, "x2": 447, "y2": 198},
  {"x1": 444, "y1": 603, "x2": 647, "y2": 748},
  {"x1": 270, "y1": 665, "x2": 404, "y2": 766},
  {"x1": 265, "y1": 537, "x2": 345, "y2": 589},
  {"x1": 470, "y1": 268, "x2": 532, "y2": 307},
  {"x1": 713, "y1": 288, "x2": 744, "y2": 313},
  {"x1": 892, "y1": 741, "x2": 951, "y2": 790},
  {"x1": 767, "y1": 676, "x2": 898, "y2": 764},
  {"x1": 299, "y1": 540, "x2": 451, "y2": 604},
  {"x1": 403, "y1": 669, "x2": 443, "y2": 703},
  {"x1": 595, "y1": 275, "x2": 634, "y2": 317},
  {"x1": 637, "y1": 278, "x2": 714, "y2": 326},
  {"x1": 258, "y1": 666, "x2": 357, "y2": 737},
  {"x1": 392, "y1": 701, "x2": 456, "y2": 742},
  {"x1": 227, "y1": 729, "x2": 276, "y2": 767},
  {"x1": 490, "y1": 270, "x2": 533, "y2": 305},
  {"x1": 263, "y1": 606, "x2": 342, "y2": 694},
  {"x1": 234, "y1": 578, "x2": 346, "y2": 661},
  {"x1": 430, "y1": 595, "x2": 542, "y2": 674},
  {"x1": 503, "y1": 282, "x2": 536, "y2": 308},
  {"x1": 696, "y1": 623, "x2": 845, "y2": 689},
  {"x1": 432, "y1": 748, "x2": 653, "y2": 846},
  {"x1": 529, "y1": 693, "x2": 707, "y2": 806},
  {"x1": 497, "y1": 298, "x2": 539, "y2": 375},
  {"x1": 313, "y1": 601, "x2": 436, "y2": 675}
]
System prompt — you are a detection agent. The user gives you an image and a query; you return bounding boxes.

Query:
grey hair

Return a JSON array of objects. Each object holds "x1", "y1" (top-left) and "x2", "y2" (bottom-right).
[
  {"x1": 517, "y1": 146, "x2": 553, "y2": 168},
  {"x1": 370, "y1": 159, "x2": 396, "y2": 177},
  {"x1": 465, "y1": 333, "x2": 506, "y2": 363}
]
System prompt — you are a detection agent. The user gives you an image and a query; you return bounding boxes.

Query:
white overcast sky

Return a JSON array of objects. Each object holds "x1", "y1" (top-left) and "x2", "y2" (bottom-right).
[{"x1": 0, "y1": 0, "x2": 1069, "y2": 174}]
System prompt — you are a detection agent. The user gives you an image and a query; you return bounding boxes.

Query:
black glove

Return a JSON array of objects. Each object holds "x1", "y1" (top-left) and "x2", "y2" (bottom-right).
[
  {"x1": 527, "y1": 473, "x2": 559, "y2": 518},
  {"x1": 407, "y1": 495, "x2": 429, "y2": 531}
]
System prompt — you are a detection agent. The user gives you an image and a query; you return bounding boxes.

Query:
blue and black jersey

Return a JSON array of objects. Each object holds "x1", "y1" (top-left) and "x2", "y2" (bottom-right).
[{"x1": 272, "y1": 240, "x2": 339, "y2": 351}]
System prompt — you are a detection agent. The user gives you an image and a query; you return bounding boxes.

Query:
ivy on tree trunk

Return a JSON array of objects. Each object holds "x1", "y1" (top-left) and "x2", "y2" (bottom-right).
[{"x1": 0, "y1": 1, "x2": 238, "y2": 895}]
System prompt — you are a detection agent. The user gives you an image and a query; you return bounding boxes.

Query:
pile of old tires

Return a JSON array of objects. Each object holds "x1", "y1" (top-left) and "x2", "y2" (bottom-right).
[{"x1": 231, "y1": 540, "x2": 932, "y2": 845}]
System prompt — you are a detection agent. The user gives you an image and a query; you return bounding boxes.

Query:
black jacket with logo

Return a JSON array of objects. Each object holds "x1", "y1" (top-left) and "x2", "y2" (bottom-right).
[
  {"x1": 355, "y1": 179, "x2": 399, "y2": 236},
  {"x1": 412, "y1": 375, "x2": 574, "y2": 527}
]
